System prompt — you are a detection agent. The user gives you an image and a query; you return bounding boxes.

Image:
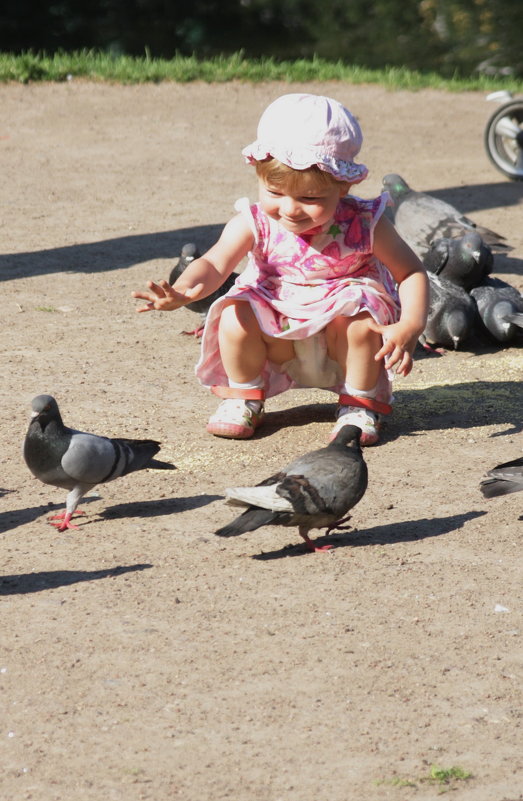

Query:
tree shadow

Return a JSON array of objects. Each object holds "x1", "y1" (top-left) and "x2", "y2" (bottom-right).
[
  {"x1": 0, "y1": 563, "x2": 153, "y2": 595},
  {"x1": 0, "y1": 223, "x2": 224, "y2": 281},
  {"x1": 252, "y1": 509, "x2": 487, "y2": 560},
  {"x1": 257, "y1": 378, "x2": 523, "y2": 440},
  {"x1": 391, "y1": 379, "x2": 523, "y2": 440},
  {"x1": 426, "y1": 181, "x2": 523, "y2": 218}
]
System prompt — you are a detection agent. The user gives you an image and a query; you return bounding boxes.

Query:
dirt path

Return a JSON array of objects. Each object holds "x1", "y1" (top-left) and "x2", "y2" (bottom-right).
[{"x1": 1, "y1": 81, "x2": 522, "y2": 800}]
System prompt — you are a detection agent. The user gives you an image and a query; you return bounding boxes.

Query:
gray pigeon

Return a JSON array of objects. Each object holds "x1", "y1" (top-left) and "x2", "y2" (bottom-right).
[
  {"x1": 470, "y1": 277, "x2": 523, "y2": 343},
  {"x1": 215, "y1": 425, "x2": 368, "y2": 552},
  {"x1": 24, "y1": 394, "x2": 174, "y2": 531},
  {"x1": 420, "y1": 272, "x2": 477, "y2": 351},
  {"x1": 422, "y1": 231, "x2": 493, "y2": 291},
  {"x1": 382, "y1": 173, "x2": 508, "y2": 258},
  {"x1": 480, "y1": 456, "x2": 523, "y2": 498},
  {"x1": 168, "y1": 242, "x2": 238, "y2": 336}
]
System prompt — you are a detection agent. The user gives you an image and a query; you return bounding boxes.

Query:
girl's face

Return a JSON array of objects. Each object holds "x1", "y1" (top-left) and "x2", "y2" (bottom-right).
[{"x1": 258, "y1": 176, "x2": 347, "y2": 235}]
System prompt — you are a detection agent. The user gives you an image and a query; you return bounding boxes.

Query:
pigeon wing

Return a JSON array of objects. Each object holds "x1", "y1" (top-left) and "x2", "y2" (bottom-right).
[
  {"x1": 278, "y1": 446, "x2": 368, "y2": 518},
  {"x1": 61, "y1": 432, "x2": 120, "y2": 484}
]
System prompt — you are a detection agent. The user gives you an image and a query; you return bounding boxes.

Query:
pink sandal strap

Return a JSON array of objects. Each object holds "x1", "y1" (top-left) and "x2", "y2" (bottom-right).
[
  {"x1": 338, "y1": 394, "x2": 392, "y2": 416},
  {"x1": 211, "y1": 385, "x2": 265, "y2": 401}
]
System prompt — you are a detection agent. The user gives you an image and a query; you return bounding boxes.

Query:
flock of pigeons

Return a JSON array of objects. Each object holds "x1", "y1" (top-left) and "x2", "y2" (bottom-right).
[
  {"x1": 21, "y1": 174, "x2": 522, "y2": 552},
  {"x1": 170, "y1": 175, "x2": 523, "y2": 353},
  {"x1": 383, "y1": 174, "x2": 523, "y2": 351},
  {"x1": 23, "y1": 391, "x2": 522, "y2": 553}
]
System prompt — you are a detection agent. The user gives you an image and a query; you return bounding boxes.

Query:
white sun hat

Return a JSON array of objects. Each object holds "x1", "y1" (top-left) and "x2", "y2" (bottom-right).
[{"x1": 242, "y1": 93, "x2": 368, "y2": 184}]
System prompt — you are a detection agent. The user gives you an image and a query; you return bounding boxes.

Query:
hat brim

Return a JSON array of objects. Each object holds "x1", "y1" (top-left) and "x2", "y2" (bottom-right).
[{"x1": 242, "y1": 141, "x2": 368, "y2": 184}]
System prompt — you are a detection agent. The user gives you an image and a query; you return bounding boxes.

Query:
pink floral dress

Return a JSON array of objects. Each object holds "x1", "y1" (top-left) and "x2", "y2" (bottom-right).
[{"x1": 196, "y1": 193, "x2": 400, "y2": 404}]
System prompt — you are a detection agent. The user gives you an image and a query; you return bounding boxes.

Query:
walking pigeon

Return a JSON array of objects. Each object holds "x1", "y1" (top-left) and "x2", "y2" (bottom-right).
[
  {"x1": 23, "y1": 394, "x2": 175, "y2": 531},
  {"x1": 215, "y1": 425, "x2": 368, "y2": 552},
  {"x1": 422, "y1": 231, "x2": 493, "y2": 290},
  {"x1": 168, "y1": 242, "x2": 238, "y2": 336},
  {"x1": 421, "y1": 272, "x2": 477, "y2": 351},
  {"x1": 382, "y1": 173, "x2": 508, "y2": 258},
  {"x1": 470, "y1": 277, "x2": 523, "y2": 343},
  {"x1": 480, "y1": 456, "x2": 523, "y2": 497}
]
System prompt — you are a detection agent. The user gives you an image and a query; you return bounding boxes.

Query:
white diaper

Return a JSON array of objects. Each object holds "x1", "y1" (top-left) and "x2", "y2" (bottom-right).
[{"x1": 280, "y1": 332, "x2": 343, "y2": 388}]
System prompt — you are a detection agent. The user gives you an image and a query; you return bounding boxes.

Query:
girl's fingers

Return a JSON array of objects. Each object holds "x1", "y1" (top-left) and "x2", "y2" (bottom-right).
[{"x1": 374, "y1": 340, "x2": 394, "y2": 362}]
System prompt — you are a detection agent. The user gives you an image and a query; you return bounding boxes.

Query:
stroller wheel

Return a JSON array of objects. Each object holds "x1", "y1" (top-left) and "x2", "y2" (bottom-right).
[{"x1": 484, "y1": 99, "x2": 523, "y2": 181}]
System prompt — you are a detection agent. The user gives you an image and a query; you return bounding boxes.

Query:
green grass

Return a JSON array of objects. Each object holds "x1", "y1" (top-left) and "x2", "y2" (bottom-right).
[
  {"x1": 1, "y1": 49, "x2": 523, "y2": 92},
  {"x1": 376, "y1": 764, "x2": 473, "y2": 791}
]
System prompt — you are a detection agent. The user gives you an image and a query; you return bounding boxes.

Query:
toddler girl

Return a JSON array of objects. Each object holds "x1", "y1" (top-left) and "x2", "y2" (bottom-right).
[{"x1": 132, "y1": 93, "x2": 429, "y2": 445}]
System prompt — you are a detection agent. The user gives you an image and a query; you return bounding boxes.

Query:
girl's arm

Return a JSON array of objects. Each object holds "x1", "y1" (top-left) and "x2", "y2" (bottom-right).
[
  {"x1": 132, "y1": 213, "x2": 254, "y2": 312},
  {"x1": 370, "y1": 214, "x2": 430, "y2": 376}
]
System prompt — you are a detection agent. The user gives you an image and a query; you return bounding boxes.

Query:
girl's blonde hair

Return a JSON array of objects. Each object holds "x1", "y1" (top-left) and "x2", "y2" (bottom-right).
[{"x1": 255, "y1": 158, "x2": 351, "y2": 194}]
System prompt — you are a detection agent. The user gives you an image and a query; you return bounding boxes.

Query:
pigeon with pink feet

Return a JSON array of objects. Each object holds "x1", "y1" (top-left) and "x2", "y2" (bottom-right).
[
  {"x1": 24, "y1": 394, "x2": 174, "y2": 531},
  {"x1": 215, "y1": 425, "x2": 368, "y2": 553}
]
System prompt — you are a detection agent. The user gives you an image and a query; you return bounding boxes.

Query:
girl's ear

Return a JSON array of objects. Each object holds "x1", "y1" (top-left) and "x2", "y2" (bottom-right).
[{"x1": 339, "y1": 181, "x2": 352, "y2": 196}]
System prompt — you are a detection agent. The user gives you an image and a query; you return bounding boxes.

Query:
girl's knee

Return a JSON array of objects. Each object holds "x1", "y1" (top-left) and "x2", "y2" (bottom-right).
[
  {"x1": 327, "y1": 312, "x2": 372, "y2": 339},
  {"x1": 220, "y1": 300, "x2": 260, "y2": 336}
]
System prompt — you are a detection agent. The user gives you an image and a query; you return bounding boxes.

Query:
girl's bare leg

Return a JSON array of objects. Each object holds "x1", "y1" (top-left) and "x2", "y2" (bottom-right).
[
  {"x1": 326, "y1": 313, "x2": 382, "y2": 390},
  {"x1": 326, "y1": 314, "x2": 385, "y2": 446},
  {"x1": 219, "y1": 300, "x2": 295, "y2": 382}
]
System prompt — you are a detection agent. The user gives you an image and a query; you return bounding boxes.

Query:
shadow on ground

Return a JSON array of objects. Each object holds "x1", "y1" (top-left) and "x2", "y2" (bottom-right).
[
  {"x1": 259, "y1": 379, "x2": 523, "y2": 440},
  {"x1": 0, "y1": 563, "x2": 153, "y2": 595},
  {"x1": 0, "y1": 494, "x2": 222, "y2": 534},
  {"x1": 3, "y1": 182, "x2": 522, "y2": 282},
  {"x1": 101, "y1": 493, "x2": 223, "y2": 519},
  {"x1": 252, "y1": 510, "x2": 487, "y2": 560},
  {"x1": 0, "y1": 224, "x2": 224, "y2": 281}
]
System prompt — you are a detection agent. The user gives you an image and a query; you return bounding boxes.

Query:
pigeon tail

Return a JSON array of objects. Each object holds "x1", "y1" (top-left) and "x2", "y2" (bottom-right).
[
  {"x1": 215, "y1": 507, "x2": 285, "y2": 537},
  {"x1": 480, "y1": 456, "x2": 523, "y2": 498},
  {"x1": 109, "y1": 438, "x2": 163, "y2": 478},
  {"x1": 146, "y1": 458, "x2": 176, "y2": 470},
  {"x1": 480, "y1": 478, "x2": 523, "y2": 498}
]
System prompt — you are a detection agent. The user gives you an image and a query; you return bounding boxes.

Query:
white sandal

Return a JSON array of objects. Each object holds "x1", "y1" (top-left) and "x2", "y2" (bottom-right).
[
  {"x1": 206, "y1": 386, "x2": 265, "y2": 439},
  {"x1": 329, "y1": 394, "x2": 391, "y2": 446}
]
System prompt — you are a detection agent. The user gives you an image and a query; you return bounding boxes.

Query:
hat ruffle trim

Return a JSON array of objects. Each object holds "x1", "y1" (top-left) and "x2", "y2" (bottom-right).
[{"x1": 242, "y1": 142, "x2": 368, "y2": 184}]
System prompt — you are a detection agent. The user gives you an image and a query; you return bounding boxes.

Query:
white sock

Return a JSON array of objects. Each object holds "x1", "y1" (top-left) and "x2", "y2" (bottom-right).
[
  {"x1": 342, "y1": 382, "x2": 377, "y2": 399},
  {"x1": 228, "y1": 375, "x2": 264, "y2": 390}
]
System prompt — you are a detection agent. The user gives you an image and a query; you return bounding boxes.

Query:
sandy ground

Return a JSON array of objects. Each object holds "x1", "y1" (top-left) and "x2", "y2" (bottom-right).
[{"x1": 1, "y1": 81, "x2": 522, "y2": 801}]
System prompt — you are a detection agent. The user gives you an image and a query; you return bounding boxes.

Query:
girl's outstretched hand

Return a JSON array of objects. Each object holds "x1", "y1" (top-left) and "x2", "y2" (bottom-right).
[
  {"x1": 131, "y1": 280, "x2": 203, "y2": 312},
  {"x1": 368, "y1": 319, "x2": 420, "y2": 377}
]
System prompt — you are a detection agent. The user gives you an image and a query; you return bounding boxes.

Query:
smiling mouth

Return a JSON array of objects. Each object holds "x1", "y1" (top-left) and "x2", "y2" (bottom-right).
[{"x1": 281, "y1": 216, "x2": 307, "y2": 225}]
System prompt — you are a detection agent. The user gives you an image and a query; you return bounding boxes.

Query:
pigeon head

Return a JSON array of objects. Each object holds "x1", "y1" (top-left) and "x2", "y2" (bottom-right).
[
  {"x1": 492, "y1": 300, "x2": 520, "y2": 339},
  {"x1": 30, "y1": 394, "x2": 62, "y2": 427},
  {"x1": 180, "y1": 243, "x2": 199, "y2": 263},
  {"x1": 382, "y1": 173, "x2": 410, "y2": 200},
  {"x1": 445, "y1": 310, "x2": 470, "y2": 350},
  {"x1": 330, "y1": 424, "x2": 362, "y2": 450}
]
